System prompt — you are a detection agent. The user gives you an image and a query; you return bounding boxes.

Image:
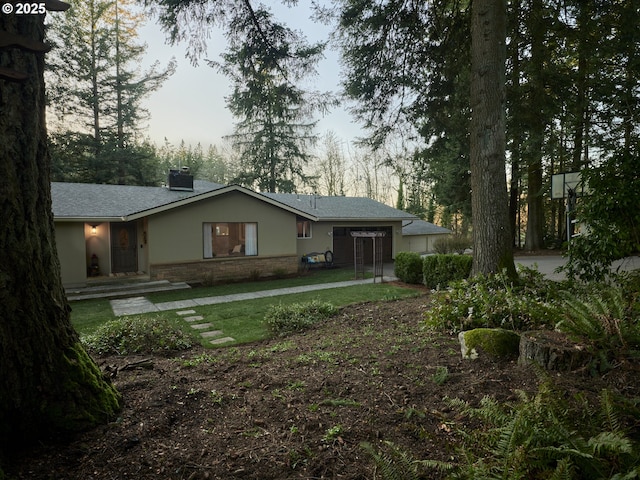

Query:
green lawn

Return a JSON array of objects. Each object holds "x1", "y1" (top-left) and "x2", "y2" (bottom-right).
[
  {"x1": 145, "y1": 266, "x2": 372, "y2": 303},
  {"x1": 70, "y1": 281, "x2": 420, "y2": 348}
]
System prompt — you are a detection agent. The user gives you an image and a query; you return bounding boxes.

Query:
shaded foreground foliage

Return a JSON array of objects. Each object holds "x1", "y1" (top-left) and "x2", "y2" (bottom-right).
[
  {"x1": 5, "y1": 282, "x2": 640, "y2": 479},
  {"x1": 426, "y1": 267, "x2": 640, "y2": 377}
]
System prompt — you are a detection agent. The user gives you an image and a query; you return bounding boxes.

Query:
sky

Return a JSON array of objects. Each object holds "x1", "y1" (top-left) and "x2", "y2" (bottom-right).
[{"x1": 137, "y1": 3, "x2": 365, "y2": 150}]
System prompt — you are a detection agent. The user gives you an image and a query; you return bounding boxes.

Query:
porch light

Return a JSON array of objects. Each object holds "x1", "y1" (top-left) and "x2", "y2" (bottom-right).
[{"x1": 90, "y1": 224, "x2": 98, "y2": 235}]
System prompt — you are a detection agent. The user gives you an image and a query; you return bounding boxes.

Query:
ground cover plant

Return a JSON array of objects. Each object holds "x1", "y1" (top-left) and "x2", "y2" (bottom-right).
[
  {"x1": 7, "y1": 288, "x2": 640, "y2": 479},
  {"x1": 439, "y1": 381, "x2": 640, "y2": 480},
  {"x1": 425, "y1": 268, "x2": 640, "y2": 364}
]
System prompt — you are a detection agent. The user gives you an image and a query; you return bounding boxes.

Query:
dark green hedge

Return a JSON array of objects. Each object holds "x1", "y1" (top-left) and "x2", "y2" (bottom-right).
[
  {"x1": 423, "y1": 254, "x2": 472, "y2": 289},
  {"x1": 394, "y1": 252, "x2": 424, "y2": 284}
]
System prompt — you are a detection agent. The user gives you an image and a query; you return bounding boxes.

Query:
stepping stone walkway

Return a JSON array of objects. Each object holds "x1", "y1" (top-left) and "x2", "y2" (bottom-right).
[
  {"x1": 176, "y1": 310, "x2": 235, "y2": 346},
  {"x1": 210, "y1": 337, "x2": 236, "y2": 345}
]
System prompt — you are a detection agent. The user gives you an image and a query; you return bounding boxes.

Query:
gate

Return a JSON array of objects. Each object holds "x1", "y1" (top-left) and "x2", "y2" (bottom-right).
[{"x1": 351, "y1": 231, "x2": 385, "y2": 283}]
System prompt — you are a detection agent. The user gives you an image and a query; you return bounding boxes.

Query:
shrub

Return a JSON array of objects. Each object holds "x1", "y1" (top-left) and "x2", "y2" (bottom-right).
[
  {"x1": 265, "y1": 300, "x2": 338, "y2": 336},
  {"x1": 271, "y1": 268, "x2": 288, "y2": 279},
  {"x1": 423, "y1": 254, "x2": 472, "y2": 289},
  {"x1": 249, "y1": 269, "x2": 261, "y2": 281},
  {"x1": 394, "y1": 252, "x2": 423, "y2": 284},
  {"x1": 82, "y1": 315, "x2": 198, "y2": 355},
  {"x1": 425, "y1": 268, "x2": 564, "y2": 333},
  {"x1": 433, "y1": 234, "x2": 472, "y2": 254}
]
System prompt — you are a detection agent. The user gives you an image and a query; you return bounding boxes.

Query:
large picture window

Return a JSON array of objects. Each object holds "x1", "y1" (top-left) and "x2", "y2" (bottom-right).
[{"x1": 203, "y1": 222, "x2": 257, "y2": 258}]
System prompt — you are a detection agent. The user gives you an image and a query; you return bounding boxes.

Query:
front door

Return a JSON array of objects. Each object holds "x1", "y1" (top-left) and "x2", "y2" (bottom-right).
[{"x1": 111, "y1": 222, "x2": 137, "y2": 273}]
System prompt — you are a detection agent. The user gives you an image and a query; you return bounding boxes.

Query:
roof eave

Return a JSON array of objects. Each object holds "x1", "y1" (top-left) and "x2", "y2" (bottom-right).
[
  {"x1": 54, "y1": 216, "x2": 125, "y2": 222},
  {"x1": 402, "y1": 231, "x2": 451, "y2": 236},
  {"x1": 316, "y1": 216, "x2": 417, "y2": 222}
]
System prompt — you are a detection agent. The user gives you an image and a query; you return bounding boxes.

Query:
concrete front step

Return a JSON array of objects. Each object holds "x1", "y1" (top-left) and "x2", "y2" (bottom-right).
[{"x1": 67, "y1": 280, "x2": 191, "y2": 301}]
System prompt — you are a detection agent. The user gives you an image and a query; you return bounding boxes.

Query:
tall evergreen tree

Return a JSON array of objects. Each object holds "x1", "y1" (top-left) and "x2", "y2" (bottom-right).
[
  {"x1": 211, "y1": 5, "x2": 325, "y2": 193},
  {"x1": 335, "y1": 0, "x2": 512, "y2": 273},
  {"x1": 563, "y1": 0, "x2": 640, "y2": 279},
  {"x1": 521, "y1": 0, "x2": 547, "y2": 250},
  {"x1": 469, "y1": 0, "x2": 515, "y2": 276},
  {"x1": 335, "y1": 1, "x2": 473, "y2": 225},
  {"x1": 47, "y1": 0, "x2": 175, "y2": 184},
  {"x1": 0, "y1": 5, "x2": 121, "y2": 457}
]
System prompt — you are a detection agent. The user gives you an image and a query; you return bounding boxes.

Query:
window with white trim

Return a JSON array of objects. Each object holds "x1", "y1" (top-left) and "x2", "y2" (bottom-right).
[
  {"x1": 297, "y1": 220, "x2": 312, "y2": 238},
  {"x1": 203, "y1": 222, "x2": 257, "y2": 258}
]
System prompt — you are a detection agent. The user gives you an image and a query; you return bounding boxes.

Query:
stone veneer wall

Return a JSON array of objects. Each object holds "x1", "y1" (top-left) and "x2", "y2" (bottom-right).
[{"x1": 150, "y1": 255, "x2": 300, "y2": 283}]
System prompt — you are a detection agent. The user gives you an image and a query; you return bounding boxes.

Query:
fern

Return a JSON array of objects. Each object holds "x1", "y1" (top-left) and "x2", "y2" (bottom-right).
[
  {"x1": 548, "y1": 457, "x2": 574, "y2": 480},
  {"x1": 360, "y1": 441, "x2": 453, "y2": 480},
  {"x1": 360, "y1": 441, "x2": 419, "y2": 480},
  {"x1": 600, "y1": 389, "x2": 622, "y2": 433},
  {"x1": 588, "y1": 432, "x2": 633, "y2": 456},
  {"x1": 557, "y1": 286, "x2": 634, "y2": 351},
  {"x1": 446, "y1": 382, "x2": 639, "y2": 480}
]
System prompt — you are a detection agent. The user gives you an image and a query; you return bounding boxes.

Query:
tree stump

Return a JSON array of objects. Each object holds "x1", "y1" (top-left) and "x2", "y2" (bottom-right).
[{"x1": 518, "y1": 331, "x2": 592, "y2": 371}]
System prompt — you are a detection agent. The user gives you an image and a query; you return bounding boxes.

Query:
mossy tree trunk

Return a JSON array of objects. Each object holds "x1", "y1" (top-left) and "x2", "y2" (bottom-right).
[{"x1": 0, "y1": 11, "x2": 120, "y2": 453}]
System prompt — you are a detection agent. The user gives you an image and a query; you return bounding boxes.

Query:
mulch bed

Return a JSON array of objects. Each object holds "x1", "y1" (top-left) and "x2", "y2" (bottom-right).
[{"x1": 6, "y1": 293, "x2": 639, "y2": 479}]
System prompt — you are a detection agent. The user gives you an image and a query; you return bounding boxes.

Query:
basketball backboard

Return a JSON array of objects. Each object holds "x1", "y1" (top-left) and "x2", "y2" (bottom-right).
[{"x1": 551, "y1": 171, "x2": 582, "y2": 199}]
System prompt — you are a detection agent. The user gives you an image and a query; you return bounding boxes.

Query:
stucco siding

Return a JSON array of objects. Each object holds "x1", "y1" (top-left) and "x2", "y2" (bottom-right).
[
  {"x1": 147, "y1": 191, "x2": 297, "y2": 265},
  {"x1": 407, "y1": 235, "x2": 427, "y2": 253},
  {"x1": 55, "y1": 222, "x2": 87, "y2": 286},
  {"x1": 400, "y1": 233, "x2": 452, "y2": 254},
  {"x1": 85, "y1": 222, "x2": 111, "y2": 276},
  {"x1": 296, "y1": 222, "x2": 334, "y2": 258}
]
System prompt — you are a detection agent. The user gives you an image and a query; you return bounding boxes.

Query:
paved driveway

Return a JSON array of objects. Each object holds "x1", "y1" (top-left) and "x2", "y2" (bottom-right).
[{"x1": 515, "y1": 254, "x2": 640, "y2": 280}]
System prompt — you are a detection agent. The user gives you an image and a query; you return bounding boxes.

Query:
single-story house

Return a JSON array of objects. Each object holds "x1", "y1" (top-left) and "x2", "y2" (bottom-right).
[
  {"x1": 51, "y1": 171, "x2": 419, "y2": 286},
  {"x1": 400, "y1": 219, "x2": 452, "y2": 254}
]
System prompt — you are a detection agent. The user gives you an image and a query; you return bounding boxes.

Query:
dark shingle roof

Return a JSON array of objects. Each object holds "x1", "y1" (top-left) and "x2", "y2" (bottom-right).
[
  {"x1": 51, "y1": 182, "x2": 416, "y2": 222},
  {"x1": 402, "y1": 219, "x2": 451, "y2": 236},
  {"x1": 52, "y1": 180, "x2": 225, "y2": 220},
  {"x1": 261, "y1": 193, "x2": 416, "y2": 221}
]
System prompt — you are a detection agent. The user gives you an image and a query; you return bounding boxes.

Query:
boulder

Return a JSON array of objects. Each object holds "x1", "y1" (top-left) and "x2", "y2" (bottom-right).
[{"x1": 458, "y1": 328, "x2": 520, "y2": 360}]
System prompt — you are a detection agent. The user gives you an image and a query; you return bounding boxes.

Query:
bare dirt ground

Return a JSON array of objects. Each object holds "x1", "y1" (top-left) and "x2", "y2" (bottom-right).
[{"x1": 7, "y1": 292, "x2": 640, "y2": 479}]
